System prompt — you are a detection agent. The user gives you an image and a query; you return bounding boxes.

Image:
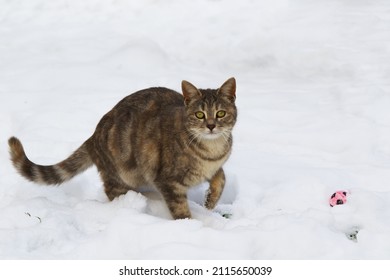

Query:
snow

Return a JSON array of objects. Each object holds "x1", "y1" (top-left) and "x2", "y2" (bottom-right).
[{"x1": 1, "y1": 0, "x2": 390, "y2": 259}]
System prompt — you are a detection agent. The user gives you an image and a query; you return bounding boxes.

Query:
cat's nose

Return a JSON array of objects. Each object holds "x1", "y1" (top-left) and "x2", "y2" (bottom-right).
[{"x1": 207, "y1": 124, "x2": 216, "y2": 131}]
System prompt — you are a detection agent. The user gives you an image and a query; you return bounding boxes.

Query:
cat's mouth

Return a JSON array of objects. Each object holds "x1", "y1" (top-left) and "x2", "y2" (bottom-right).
[
  {"x1": 201, "y1": 129, "x2": 224, "y2": 140},
  {"x1": 189, "y1": 128, "x2": 228, "y2": 141},
  {"x1": 202, "y1": 133, "x2": 221, "y2": 140}
]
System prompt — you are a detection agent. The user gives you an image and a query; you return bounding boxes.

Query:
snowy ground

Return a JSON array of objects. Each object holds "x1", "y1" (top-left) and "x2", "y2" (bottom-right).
[{"x1": 1, "y1": 0, "x2": 390, "y2": 259}]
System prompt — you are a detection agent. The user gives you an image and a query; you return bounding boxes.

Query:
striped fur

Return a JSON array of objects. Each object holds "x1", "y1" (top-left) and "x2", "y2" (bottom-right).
[
  {"x1": 8, "y1": 137, "x2": 93, "y2": 185},
  {"x1": 8, "y1": 77, "x2": 237, "y2": 219}
]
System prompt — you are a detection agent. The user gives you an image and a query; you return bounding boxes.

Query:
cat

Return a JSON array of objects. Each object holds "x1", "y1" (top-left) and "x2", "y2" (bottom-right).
[{"x1": 8, "y1": 77, "x2": 237, "y2": 219}]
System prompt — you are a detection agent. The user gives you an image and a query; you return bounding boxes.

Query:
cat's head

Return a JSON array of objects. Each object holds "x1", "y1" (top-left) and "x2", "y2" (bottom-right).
[{"x1": 181, "y1": 77, "x2": 237, "y2": 141}]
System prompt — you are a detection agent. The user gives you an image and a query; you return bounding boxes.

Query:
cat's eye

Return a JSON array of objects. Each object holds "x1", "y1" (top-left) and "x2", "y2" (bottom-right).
[
  {"x1": 216, "y1": 110, "x2": 226, "y2": 118},
  {"x1": 195, "y1": 111, "x2": 205, "y2": 119}
]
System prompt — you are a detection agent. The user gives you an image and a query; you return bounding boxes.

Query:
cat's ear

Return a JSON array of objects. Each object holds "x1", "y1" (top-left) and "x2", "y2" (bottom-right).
[
  {"x1": 218, "y1": 77, "x2": 236, "y2": 102},
  {"x1": 182, "y1": 80, "x2": 202, "y2": 105}
]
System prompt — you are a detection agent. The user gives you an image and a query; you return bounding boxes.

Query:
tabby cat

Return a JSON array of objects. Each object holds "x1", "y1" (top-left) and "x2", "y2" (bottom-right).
[{"x1": 8, "y1": 77, "x2": 237, "y2": 219}]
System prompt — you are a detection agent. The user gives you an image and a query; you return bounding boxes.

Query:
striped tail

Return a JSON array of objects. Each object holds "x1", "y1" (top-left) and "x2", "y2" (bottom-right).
[{"x1": 8, "y1": 137, "x2": 93, "y2": 185}]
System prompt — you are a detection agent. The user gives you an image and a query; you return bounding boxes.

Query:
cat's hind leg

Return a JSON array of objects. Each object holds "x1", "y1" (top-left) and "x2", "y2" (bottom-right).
[{"x1": 100, "y1": 171, "x2": 132, "y2": 201}]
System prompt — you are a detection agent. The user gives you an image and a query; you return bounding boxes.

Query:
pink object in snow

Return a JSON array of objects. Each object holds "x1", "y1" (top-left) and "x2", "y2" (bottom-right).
[{"x1": 329, "y1": 191, "x2": 347, "y2": 207}]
